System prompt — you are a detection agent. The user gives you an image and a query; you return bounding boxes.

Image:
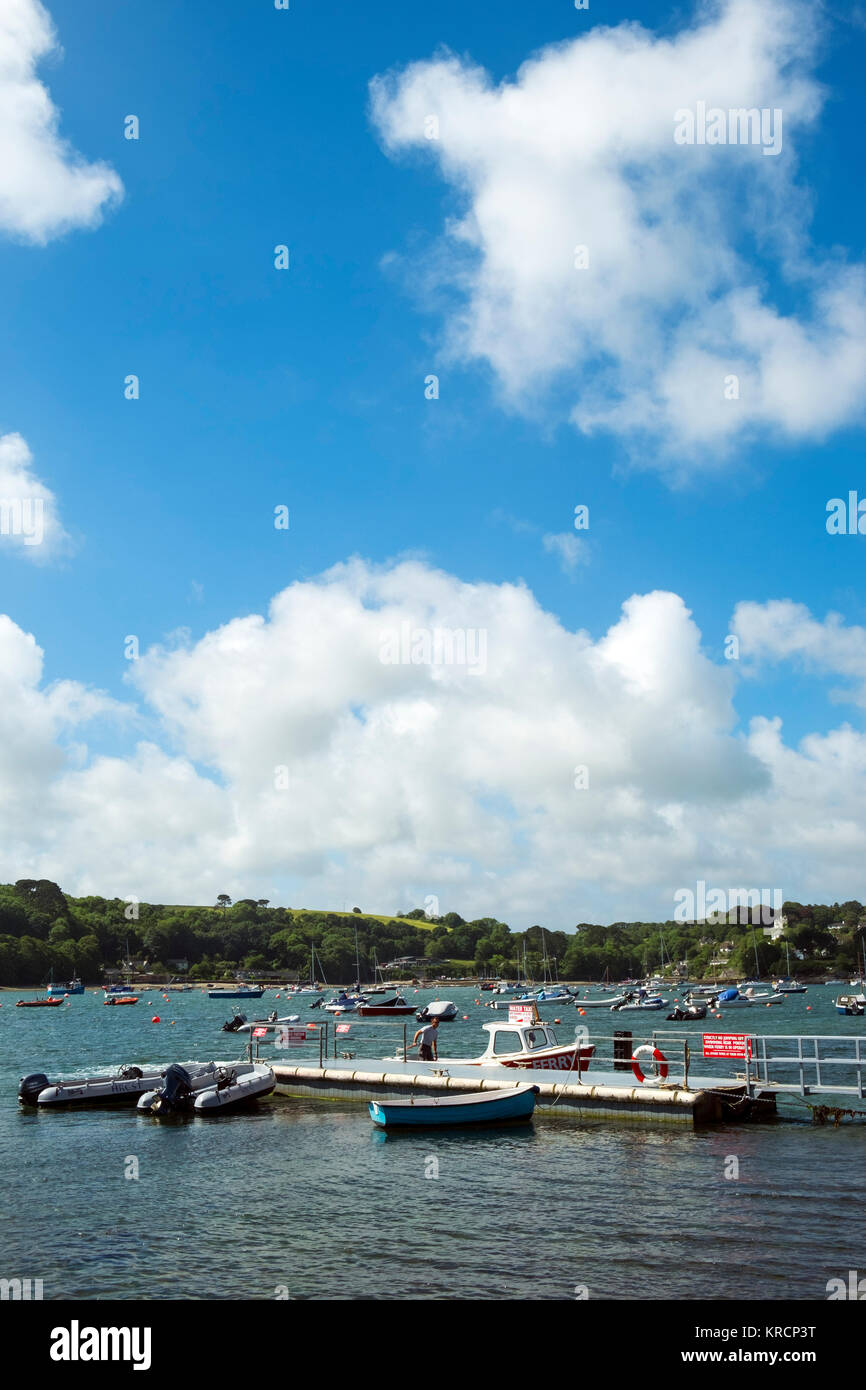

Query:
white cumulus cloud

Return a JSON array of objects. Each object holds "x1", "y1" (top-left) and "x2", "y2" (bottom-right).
[
  {"x1": 2, "y1": 559, "x2": 866, "y2": 924},
  {"x1": 0, "y1": 0, "x2": 122, "y2": 243},
  {"x1": 732, "y1": 598, "x2": 866, "y2": 705},
  {"x1": 370, "y1": 0, "x2": 866, "y2": 460}
]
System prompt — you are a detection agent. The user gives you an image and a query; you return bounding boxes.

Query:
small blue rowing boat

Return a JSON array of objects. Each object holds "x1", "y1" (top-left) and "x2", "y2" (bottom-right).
[{"x1": 368, "y1": 1084, "x2": 539, "y2": 1128}]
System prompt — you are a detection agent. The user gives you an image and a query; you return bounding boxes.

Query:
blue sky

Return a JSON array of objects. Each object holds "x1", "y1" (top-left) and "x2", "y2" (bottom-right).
[{"x1": 1, "y1": 0, "x2": 866, "y2": 923}]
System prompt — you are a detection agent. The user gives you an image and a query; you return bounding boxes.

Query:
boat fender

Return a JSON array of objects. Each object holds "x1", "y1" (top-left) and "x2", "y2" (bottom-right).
[{"x1": 631, "y1": 1045, "x2": 668, "y2": 1084}]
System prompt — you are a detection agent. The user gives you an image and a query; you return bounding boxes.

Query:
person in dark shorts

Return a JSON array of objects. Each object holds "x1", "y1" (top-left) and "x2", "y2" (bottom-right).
[{"x1": 413, "y1": 1017, "x2": 439, "y2": 1060}]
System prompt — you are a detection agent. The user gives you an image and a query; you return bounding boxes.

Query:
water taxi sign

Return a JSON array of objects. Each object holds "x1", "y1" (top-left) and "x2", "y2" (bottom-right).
[
  {"x1": 508, "y1": 1004, "x2": 536, "y2": 1024},
  {"x1": 702, "y1": 1032, "x2": 752, "y2": 1059}
]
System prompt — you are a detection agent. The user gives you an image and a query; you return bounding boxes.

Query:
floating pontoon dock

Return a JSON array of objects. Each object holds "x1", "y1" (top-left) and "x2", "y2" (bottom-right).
[
  {"x1": 270, "y1": 1056, "x2": 771, "y2": 1125},
  {"x1": 260, "y1": 1023, "x2": 866, "y2": 1126}
]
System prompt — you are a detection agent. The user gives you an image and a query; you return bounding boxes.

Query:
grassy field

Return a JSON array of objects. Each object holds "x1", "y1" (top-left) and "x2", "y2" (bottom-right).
[{"x1": 296, "y1": 910, "x2": 438, "y2": 932}]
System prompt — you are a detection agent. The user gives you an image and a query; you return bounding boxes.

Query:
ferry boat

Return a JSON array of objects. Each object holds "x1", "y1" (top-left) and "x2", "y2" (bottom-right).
[{"x1": 426, "y1": 1020, "x2": 595, "y2": 1073}]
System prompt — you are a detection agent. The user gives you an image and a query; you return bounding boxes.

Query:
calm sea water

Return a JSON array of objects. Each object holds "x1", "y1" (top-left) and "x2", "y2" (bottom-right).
[{"x1": 1, "y1": 984, "x2": 864, "y2": 1300}]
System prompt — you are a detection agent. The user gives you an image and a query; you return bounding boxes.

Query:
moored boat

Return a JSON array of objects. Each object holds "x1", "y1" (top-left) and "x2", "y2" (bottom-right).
[
  {"x1": 16, "y1": 996, "x2": 65, "y2": 1008},
  {"x1": 504, "y1": 987, "x2": 572, "y2": 1007},
  {"x1": 323, "y1": 991, "x2": 366, "y2": 1014},
  {"x1": 424, "y1": 1019, "x2": 594, "y2": 1073},
  {"x1": 369, "y1": 1084, "x2": 539, "y2": 1128},
  {"x1": 104, "y1": 995, "x2": 138, "y2": 1006},
  {"x1": 207, "y1": 986, "x2": 264, "y2": 999},
  {"x1": 356, "y1": 995, "x2": 415, "y2": 1017},
  {"x1": 416, "y1": 1000, "x2": 458, "y2": 1022},
  {"x1": 610, "y1": 990, "x2": 668, "y2": 1012},
  {"x1": 46, "y1": 975, "x2": 84, "y2": 997},
  {"x1": 666, "y1": 1002, "x2": 708, "y2": 1021},
  {"x1": 18, "y1": 1062, "x2": 227, "y2": 1107},
  {"x1": 137, "y1": 1061, "x2": 275, "y2": 1115},
  {"x1": 835, "y1": 993, "x2": 866, "y2": 1017}
]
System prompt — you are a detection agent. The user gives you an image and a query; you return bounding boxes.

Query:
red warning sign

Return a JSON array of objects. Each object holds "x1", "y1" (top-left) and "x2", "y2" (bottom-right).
[{"x1": 702, "y1": 1032, "x2": 752, "y2": 1059}]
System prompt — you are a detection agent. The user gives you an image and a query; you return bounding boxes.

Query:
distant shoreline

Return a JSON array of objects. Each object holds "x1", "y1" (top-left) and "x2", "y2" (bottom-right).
[{"x1": 2, "y1": 976, "x2": 838, "y2": 993}]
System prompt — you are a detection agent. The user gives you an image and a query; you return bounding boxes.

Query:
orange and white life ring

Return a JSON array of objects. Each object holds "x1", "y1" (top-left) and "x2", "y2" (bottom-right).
[{"x1": 631, "y1": 1045, "x2": 668, "y2": 1084}]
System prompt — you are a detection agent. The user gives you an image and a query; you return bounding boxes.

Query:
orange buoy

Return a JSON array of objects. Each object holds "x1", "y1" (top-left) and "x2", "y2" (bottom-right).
[
  {"x1": 578, "y1": 1008, "x2": 586, "y2": 1016},
  {"x1": 463, "y1": 1015, "x2": 469, "y2": 1020},
  {"x1": 554, "y1": 1018, "x2": 561, "y2": 1024},
  {"x1": 151, "y1": 1015, "x2": 160, "y2": 1023}
]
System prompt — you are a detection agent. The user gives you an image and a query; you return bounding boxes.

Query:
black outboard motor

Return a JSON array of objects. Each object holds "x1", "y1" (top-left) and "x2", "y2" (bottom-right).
[
  {"x1": 268, "y1": 1010, "x2": 278, "y2": 1023},
  {"x1": 18, "y1": 1072, "x2": 50, "y2": 1106},
  {"x1": 150, "y1": 1064, "x2": 195, "y2": 1115},
  {"x1": 309, "y1": 997, "x2": 324, "y2": 1010},
  {"x1": 222, "y1": 1012, "x2": 247, "y2": 1033}
]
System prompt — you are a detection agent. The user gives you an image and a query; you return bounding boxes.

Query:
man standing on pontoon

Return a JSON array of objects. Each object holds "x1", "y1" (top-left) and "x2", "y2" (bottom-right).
[{"x1": 413, "y1": 1017, "x2": 439, "y2": 1061}]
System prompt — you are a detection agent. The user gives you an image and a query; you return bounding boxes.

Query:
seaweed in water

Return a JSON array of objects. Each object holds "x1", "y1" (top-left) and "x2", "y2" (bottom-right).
[{"x1": 807, "y1": 1102, "x2": 866, "y2": 1127}]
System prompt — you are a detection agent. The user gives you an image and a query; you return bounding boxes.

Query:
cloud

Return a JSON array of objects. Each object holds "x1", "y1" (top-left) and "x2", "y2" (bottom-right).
[
  {"x1": 491, "y1": 511, "x2": 589, "y2": 572},
  {"x1": 542, "y1": 531, "x2": 588, "y2": 575},
  {"x1": 0, "y1": 432, "x2": 71, "y2": 561},
  {"x1": 732, "y1": 598, "x2": 866, "y2": 705},
  {"x1": 0, "y1": 0, "x2": 122, "y2": 243},
  {"x1": 370, "y1": 0, "x2": 866, "y2": 461},
  {"x1": 3, "y1": 557, "x2": 866, "y2": 923}
]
